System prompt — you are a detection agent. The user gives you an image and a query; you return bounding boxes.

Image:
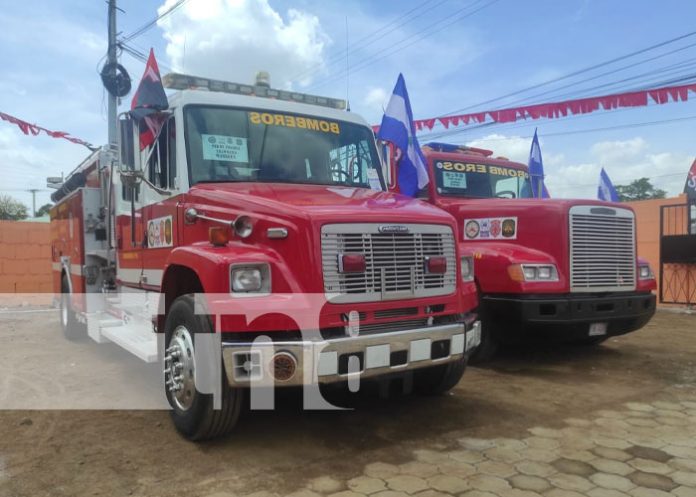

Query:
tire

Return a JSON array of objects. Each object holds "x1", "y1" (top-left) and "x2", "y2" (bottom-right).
[
  {"x1": 414, "y1": 357, "x2": 467, "y2": 395},
  {"x1": 60, "y1": 274, "x2": 85, "y2": 340},
  {"x1": 164, "y1": 295, "x2": 243, "y2": 441}
]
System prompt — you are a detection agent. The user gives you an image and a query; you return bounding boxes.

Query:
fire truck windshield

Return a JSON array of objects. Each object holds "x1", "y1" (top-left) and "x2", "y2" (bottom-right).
[
  {"x1": 432, "y1": 160, "x2": 533, "y2": 199},
  {"x1": 184, "y1": 106, "x2": 383, "y2": 189}
]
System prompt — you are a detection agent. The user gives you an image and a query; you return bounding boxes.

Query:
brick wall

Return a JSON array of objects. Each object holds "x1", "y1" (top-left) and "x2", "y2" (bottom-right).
[{"x1": 0, "y1": 220, "x2": 52, "y2": 294}]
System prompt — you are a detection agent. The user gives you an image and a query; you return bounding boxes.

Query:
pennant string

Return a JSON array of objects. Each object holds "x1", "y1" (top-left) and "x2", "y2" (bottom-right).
[
  {"x1": 400, "y1": 82, "x2": 696, "y2": 133},
  {"x1": 0, "y1": 111, "x2": 95, "y2": 150}
]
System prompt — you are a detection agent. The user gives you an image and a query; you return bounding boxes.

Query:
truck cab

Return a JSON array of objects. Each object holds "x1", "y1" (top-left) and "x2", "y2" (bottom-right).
[
  {"x1": 384, "y1": 141, "x2": 656, "y2": 361},
  {"x1": 50, "y1": 75, "x2": 481, "y2": 440}
]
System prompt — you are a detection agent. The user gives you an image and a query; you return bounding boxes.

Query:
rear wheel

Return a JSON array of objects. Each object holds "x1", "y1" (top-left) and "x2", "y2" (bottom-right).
[
  {"x1": 414, "y1": 357, "x2": 467, "y2": 395},
  {"x1": 60, "y1": 274, "x2": 85, "y2": 340},
  {"x1": 164, "y1": 295, "x2": 243, "y2": 441}
]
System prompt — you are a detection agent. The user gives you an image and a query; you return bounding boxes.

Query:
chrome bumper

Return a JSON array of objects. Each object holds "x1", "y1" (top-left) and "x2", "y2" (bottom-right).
[{"x1": 221, "y1": 319, "x2": 481, "y2": 387}]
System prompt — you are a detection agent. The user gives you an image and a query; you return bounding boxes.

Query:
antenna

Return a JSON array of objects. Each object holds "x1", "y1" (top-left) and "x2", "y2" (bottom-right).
[{"x1": 345, "y1": 16, "x2": 350, "y2": 111}]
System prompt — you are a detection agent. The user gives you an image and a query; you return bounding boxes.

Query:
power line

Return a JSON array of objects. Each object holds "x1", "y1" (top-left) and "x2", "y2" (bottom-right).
[
  {"x1": 306, "y1": 0, "x2": 500, "y2": 92},
  {"x1": 291, "y1": 0, "x2": 447, "y2": 83},
  {"x1": 436, "y1": 28, "x2": 696, "y2": 118},
  {"x1": 120, "y1": 0, "x2": 190, "y2": 43},
  {"x1": 484, "y1": 43, "x2": 696, "y2": 111}
]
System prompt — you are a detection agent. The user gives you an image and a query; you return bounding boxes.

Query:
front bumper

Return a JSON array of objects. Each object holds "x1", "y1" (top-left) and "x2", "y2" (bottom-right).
[
  {"x1": 221, "y1": 317, "x2": 481, "y2": 387},
  {"x1": 481, "y1": 292, "x2": 656, "y2": 338}
]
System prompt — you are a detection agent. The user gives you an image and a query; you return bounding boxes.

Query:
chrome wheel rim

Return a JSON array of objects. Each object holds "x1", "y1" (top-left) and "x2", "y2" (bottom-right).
[
  {"x1": 60, "y1": 294, "x2": 68, "y2": 328},
  {"x1": 164, "y1": 325, "x2": 196, "y2": 411}
]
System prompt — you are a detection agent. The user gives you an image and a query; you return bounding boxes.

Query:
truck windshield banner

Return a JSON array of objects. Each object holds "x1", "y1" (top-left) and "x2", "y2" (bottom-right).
[
  {"x1": 463, "y1": 216, "x2": 518, "y2": 240},
  {"x1": 249, "y1": 111, "x2": 341, "y2": 134},
  {"x1": 438, "y1": 161, "x2": 529, "y2": 178}
]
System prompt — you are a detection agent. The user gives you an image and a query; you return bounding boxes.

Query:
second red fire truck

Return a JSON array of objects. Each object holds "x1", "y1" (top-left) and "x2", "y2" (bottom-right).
[{"x1": 384, "y1": 142, "x2": 656, "y2": 361}]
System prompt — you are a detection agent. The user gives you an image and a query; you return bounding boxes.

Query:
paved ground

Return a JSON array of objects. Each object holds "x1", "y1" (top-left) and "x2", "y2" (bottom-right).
[{"x1": 0, "y1": 309, "x2": 695, "y2": 497}]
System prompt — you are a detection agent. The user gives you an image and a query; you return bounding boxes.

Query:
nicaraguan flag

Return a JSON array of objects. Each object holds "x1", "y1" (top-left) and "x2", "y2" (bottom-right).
[
  {"x1": 377, "y1": 74, "x2": 429, "y2": 197},
  {"x1": 597, "y1": 167, "x2": 620, "y2": 202},
  {"x1": 528, "y1": 129, "x2": 550, "y2": 198},
  {"x1": 130, "y1": 48, "x2": 169, "y2": 150},
  {"x1": 684, "y1": 158, "x2": 696, "y2": 200}
]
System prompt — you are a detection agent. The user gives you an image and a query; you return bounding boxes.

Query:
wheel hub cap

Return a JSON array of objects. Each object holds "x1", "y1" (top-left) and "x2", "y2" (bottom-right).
[{"x1": 164, "y1": 326, "x2": 196, "y2": 411}]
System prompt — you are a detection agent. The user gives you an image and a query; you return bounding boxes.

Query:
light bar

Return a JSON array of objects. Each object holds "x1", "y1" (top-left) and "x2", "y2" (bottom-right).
[{"x1": 162, "y1": 73, "x2": 347, "y2": 111}]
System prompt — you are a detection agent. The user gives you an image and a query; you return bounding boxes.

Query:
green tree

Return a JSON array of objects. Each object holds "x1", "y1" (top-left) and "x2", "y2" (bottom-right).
[
  {"x1": 0, "y1": 195, "x2": 28, "y2": 221},
  {"x1": 35, "y1": 203, "x2": 53, "y2": 217},
  {"x1": 615, "y1": 177, "x2": 667, "y2": 202}
]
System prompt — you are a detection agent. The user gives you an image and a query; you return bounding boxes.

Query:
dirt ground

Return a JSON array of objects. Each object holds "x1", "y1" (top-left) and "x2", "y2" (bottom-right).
[{"x1": 0, "y1": 309, "x2": 695, "y2": 497}]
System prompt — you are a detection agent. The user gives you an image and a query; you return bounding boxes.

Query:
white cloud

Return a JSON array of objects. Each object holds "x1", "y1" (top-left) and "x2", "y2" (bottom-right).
[
  {"x1": 363, "y1": 87, "x2": 389, "y2": 111},
  {"x1": 157, "y1": 0, "x2": 330, "y2": 89},
  {"x1": 463, "y1": 134, "x2": 691, "y2": 199},
  {"x1": 590, "y1": 137, "x2": 647, "y2": 165}
]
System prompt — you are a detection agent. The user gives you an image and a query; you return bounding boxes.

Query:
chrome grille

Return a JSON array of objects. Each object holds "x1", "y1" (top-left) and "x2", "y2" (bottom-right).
[
  {"x1": 569, "y1": 206, "x2": 636, "y2": 292},
  {"x1": 322, "y1": 224, "x2": 457, "y2": 303}
]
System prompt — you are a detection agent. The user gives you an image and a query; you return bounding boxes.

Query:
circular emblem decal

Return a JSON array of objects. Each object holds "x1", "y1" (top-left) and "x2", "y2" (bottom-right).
[{"x1": 465, "y1": 220, "x2": 480, "y2": 239}]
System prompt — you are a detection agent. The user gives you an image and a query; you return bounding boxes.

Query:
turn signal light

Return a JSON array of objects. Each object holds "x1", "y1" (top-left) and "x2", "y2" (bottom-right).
[
  {"x1": 426, "y1": 256, "x2": 447, "y2": 274},
  {"x1": 507, "y1": 264, "x2": 526, "y2": 282},
  {"x1": 209, "y1": 227, "x2": 229, "y2": 246},
  {"x1": 338, "y1": 253, "x2": 366, "y2": 273}
]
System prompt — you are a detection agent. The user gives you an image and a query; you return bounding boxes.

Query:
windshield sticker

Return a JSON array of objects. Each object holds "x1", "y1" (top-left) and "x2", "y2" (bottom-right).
[
  {"x1": 249, "y1": 112, "x2": 340, "y2": 134},
  {"x1": 147, "y1": 215, "x2": 173, "y2": 248},
  {"x1": 442, "y1": 171, "x2": 467, "y2": 189},
  {"x1": 436, "y1": 161, "x2": 528, "y2": 178},
  {"x1": 464, "y1": 216, "x2": 517, "y2": 240},
  {"x1": 202, "y1": 134, "x2": 249, "y2": 163},
  {"x1": 367, "y1": 168, "x2": 382, "y2": 191}
]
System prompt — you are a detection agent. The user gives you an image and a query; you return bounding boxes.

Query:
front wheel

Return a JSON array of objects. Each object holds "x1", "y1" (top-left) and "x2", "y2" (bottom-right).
[
  {"x1": 414, "y1": 357, "x2": 467, "y2": 395},
  {"x1": 164, "y1": 295, "x2": 243, "y2": 441},
  {"x1": 468, "y1": 322, "x2": 498, "y2": 364}
]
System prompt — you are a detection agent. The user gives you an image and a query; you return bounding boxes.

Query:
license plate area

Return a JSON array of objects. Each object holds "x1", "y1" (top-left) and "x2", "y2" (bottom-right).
[{"x1": 589, "y1": 322, "x2": 608, "y2": 336}]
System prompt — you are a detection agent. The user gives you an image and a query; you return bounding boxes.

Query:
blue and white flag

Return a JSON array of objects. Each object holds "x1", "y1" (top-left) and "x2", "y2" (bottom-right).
[
  {"x1": 377, "y1": 74, "x2": 429, "y2": 197},
  {"x1": 528, "y1": 129, "x2": 550, "y2": 198},
  {"x1": 597, "y1": 167, "x2": 620, "y2": 202}
]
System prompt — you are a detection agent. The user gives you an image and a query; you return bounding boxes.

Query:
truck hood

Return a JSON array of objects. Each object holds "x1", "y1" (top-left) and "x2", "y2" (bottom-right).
[
  {"x1": 189, "y1": 182, "x2": 454, "y2": 224},
  {"x1": 437, "y1": 197, "x2": 633, "y2": 261},
  {"x1": 437, "y1": 197, "x2": 629, "y2": 237}
]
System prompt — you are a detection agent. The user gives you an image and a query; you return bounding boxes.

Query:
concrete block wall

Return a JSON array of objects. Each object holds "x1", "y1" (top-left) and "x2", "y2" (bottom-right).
[{"x1": 0, "y1": 221, "x2": 52, "y2": 294}]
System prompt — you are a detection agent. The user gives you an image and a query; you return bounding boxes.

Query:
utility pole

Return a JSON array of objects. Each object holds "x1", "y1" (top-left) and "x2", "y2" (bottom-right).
[
  {"x1": 107, "y1": 0, "x2": 118, "y2": 149},
  {"x1": 27, "y1": 189, "x2": 39, "y2": 217}
]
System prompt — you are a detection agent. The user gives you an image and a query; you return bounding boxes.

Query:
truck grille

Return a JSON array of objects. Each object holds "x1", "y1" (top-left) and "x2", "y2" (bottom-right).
[
  {"x1": 569, "y1": 206, "x2": 636, "y2": 292},
  {"x1": 322, "y1": 224, "x2": 457, "y2": 303}
]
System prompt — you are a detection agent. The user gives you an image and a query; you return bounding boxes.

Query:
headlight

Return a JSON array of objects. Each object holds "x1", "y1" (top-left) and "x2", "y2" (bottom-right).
[
  {"x1": 508, "y1": 263, "x2": 559, "y2": 282},
  {"x1": 230, "y1": 263, "x2": 270, "y2": 294},
  {"x1": 639, "y1": 264, "x2": 654, "y2": 280},
  {"x1": 460, "y1": 256, "x2": 475, "y2": 282}
]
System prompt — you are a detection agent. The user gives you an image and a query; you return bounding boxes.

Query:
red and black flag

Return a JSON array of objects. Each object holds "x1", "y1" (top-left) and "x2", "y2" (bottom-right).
[
  {"x1": 130, "y1": 49, "x2": 168, "y2": 150},
  {"x1": 685, "y1": 158, "x2": 696, "y2": 200}
]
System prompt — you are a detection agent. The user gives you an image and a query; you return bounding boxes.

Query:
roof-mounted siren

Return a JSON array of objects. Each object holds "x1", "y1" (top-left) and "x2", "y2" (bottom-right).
[
  {"x1": 255, "y1": 71, "x2": 270, "y2": 88},
  {"x1": 162, "y1": 72, "x2": 346, "y2": 110}
]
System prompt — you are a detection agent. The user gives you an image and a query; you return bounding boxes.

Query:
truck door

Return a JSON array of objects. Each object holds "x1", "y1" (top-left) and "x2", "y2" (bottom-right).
[{"x1": 139, "y1": 116, "x2": 180, "y2": 290}]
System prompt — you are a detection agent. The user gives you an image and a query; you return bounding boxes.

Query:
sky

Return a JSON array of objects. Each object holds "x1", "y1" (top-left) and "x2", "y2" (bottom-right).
[{"x1": 1, "y1": 0, "x2": 696, "y2": 212}]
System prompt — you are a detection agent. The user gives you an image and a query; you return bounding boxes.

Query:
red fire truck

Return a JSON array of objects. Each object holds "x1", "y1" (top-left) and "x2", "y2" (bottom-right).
[
  {"x1": 383, "y1": 142, "x2": 656, "y2": 361},
  {"x1": 49, "y1": 74, "x2": 481, "y2": 440}
]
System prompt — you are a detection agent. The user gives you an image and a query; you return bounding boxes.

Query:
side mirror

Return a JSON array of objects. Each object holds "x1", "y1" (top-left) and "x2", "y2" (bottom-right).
[{"x1": 119, "y1": 117, "x2": 136, "y2": 170}]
